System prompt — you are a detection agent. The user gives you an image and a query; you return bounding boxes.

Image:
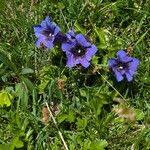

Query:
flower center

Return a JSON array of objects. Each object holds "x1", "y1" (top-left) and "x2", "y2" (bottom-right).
[
  {"x1": 119, "y1": 66, "x2": 124, "y2": 70},
  {"x1": 71, "y1": 45, "x2": 86, "y2": 57},
  {"x1": 117, "y1": 62, "x2": 130, "y2": 72},
  {"x1": 43, "y1": 29, "x2": 54, "y2": 37},
  {"x1": 49, "y1": 33, "x2": 52, "y2": 36}
]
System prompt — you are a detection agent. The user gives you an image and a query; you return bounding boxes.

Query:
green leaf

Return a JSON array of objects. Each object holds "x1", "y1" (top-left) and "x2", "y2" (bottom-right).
[
  {"x1": 21, "y1": 77, "x2": 37, "y2": 99},
  {"x1": 91, "y1": 93, "x2": 110, "y2": 117},
  {"x1": 82, "y1": 139, "x2": 91, "y2": 150},
  {"x1": 135, "y1": 109, "x2": 145, "y2": 121},
  {"x1": 66, "y1": 111, "x2": 75, "y2": 123},
  {"x1": 21, "y1": 77, "x2": 35, "y2": 91},
  {"x1": 0, "y1": 50, "x2": 17, "y2": 73},
  {"x1": 0, "y1": 137, "x2": 24, "y2": 150},
  {"x1": 79, "y1": 89, "x2": 87, "y2": 97},
  {"x1": 37, "y1": 79, "x2": 49, "y2": 94},
  {"x1": 10, "y1": 136, "x2": 24, "y2": 149},
  {"x1": 15, "y1": 83, "x2": 28, "y2": 108},
  {"x1": 21, "y1": 68, "x2": 34, "y2": 75},
  {"x1": 92, "y1": 56, "x2": 99, "y2": 65},
  {"x1": 0, "y1": 144, "x2": 11, "y2": 150},
  {"x1": 76, "y1": 118, "x2": 87, "y2": 131},
  {"x1": 57, "y1": 114, "x2": 67, "y2": 123},
  {"x1": 90, "y1": 139, "x2": 108, "y2": 150},
  {"x1": 21, "y1": 77, "x2": 37, "y2": 114},
  {"x1": 0, "y1": 91, "x2": 13, "y2": 107},
  {"x1": 94, "y1": 28, "x2": 107, "y2": 49},
  {"x1": 74, "y1": 22, "x2": 86, "y2": 34},
  {"x1": 58, "y1": 111, "x2": 75, "y2": 123},
  {"x1": 57, "y1": 2, "x2": 65, "y2": 9}
]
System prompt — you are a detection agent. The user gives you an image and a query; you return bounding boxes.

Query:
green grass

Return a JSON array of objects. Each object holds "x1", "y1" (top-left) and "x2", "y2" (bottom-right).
[{"x1": 0, "y1": 0, "x2": 150, "y2": 149}]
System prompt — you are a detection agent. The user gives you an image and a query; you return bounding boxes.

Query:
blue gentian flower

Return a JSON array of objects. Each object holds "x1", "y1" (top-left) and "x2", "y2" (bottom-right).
[
  {"x1": 34, "y1": 16, "x2": 60, "y2": 49},
  {"x1": 108, "y1": 50, "x2": 139, "y2": 82},
  {"x1": 62, "y1": 29, "x2": 97, "y2": 68}
]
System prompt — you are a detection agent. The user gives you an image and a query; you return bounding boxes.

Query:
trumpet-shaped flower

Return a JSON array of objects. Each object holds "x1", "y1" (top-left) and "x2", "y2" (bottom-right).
[
  {"x1": 34, "y1": 16, "x2": 60, "y2": 49},
  {"x1": 62, "y1": 30, "x2": 97, "y2": 68},
  {"x1": 108, "y1": 50, "x2": 139, "y2": 82}
]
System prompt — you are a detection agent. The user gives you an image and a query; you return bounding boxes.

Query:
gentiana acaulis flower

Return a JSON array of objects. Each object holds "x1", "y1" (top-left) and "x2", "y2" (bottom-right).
[
  {"x1": 33, "y1": 16, "x2": 60, "y2": 49},
  {"x1": 61, "y1": 29, "x2": 97, "y2": 68},
  {"x1": 108, "y1": 50, "x2": 139, "y2": 82}
]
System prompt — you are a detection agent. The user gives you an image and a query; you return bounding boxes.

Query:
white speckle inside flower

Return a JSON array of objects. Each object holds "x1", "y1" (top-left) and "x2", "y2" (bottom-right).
[
  {"x1": 49, "y1": 33, "x2": 52, "y2": 36},
  {"x1": 119, "y1": 66, "x2": 123, "y2": 70},
  {"x1": 78, "y1": 49, "x2": 81, "y2": 53}
]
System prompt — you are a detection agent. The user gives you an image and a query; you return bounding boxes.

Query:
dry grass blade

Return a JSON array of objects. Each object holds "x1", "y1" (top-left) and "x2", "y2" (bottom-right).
[{"x1": 45, "y1": 102, "x2": 69, "y2": 150}]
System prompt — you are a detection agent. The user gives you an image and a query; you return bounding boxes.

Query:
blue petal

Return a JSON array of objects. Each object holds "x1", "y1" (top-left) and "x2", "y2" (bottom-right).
[
  {"x1": 117, "y1": 50, "x2": 132, "y2": 63},
  {"x1": 108, "y1": 59, "x2": 118, "y2": 67},
  {"x1": 125, "y1": 72, "x2": 133, "y2": 82},
  {"x1": 85, "y1": 45, "x2": 97, "y2": 61},
  {"x1": 40, "y1": 17, "x2": 49, "y2": 29},
  {"x1": 34, "y1": 26, "x2": 44, "y2": 38},
  {"x1": 79, "y1": 58, "x2": 90, "y2": 68},
  {"x1": 120, "y1": 69, "x2": 125, "y2": 75},
  {"x1": 113, "y1": 68, "x2": 124, "y2": 82},
  {"x1": 41, "y1": 16, "x2": 51, "y2": 29},
  {"x1": 66, "y1": 53, "x2": 76, "y2": 68},
  {"x1": 36, "y1": 36, "x2": 54, "y2": 49},
  {"x1": 45, "y1": 16, "x2": 52, "y2": 22},
  {"x1": 36, "y1": 39, "x2": 41, "y2": 48},
  {"x1": 76, "y1": 34, "x2": 91, "y2": 47},
  {"x1": 62, "y1": 41, "x2": 76, "y2": 52},
  {"x1": 34, "y1": 25, "x2": 42, "y2": 33},
  {"x1": 35, "y1": 36, "x2": 45, "y2": 48},
  {"x1": 117, "y1": 50, "x2": 126, "y2": 57},
  {"x1": 54, "y1": 26, "x2": 60, "y2": 35},
  {"x1": 45, "y1": 16, "x2": 52, "y2": 26},
  {"x1": 65, "y1": 33, "x2": 72, "y2": 39},
  {"x1": 40, "y1": 16, "x2": 57, "y2": 33},
  {"x1": 43, "y1": 40, "x2": 54, "y2": 49},
  {"x1": 68, "y1": 29, "x2": 76, "y2": 38},
  {"x1": 128, "y1": 58, "x2": 139, "y2": 75}
]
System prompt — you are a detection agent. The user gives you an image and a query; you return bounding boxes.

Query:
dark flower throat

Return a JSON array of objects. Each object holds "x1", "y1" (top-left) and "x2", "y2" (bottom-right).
[
  {"x1": 71, "y1": 45, "x2": 87, "y2": 57},
  {"x1": 42, "y1": 26, "x2": 56, "y2": 37},
  {"x1": 43, "y1": 29, "x2": 53, "y2": 37},
  {"x1": 117, "y1": 61, "x2": 132, "y2": 71}
]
